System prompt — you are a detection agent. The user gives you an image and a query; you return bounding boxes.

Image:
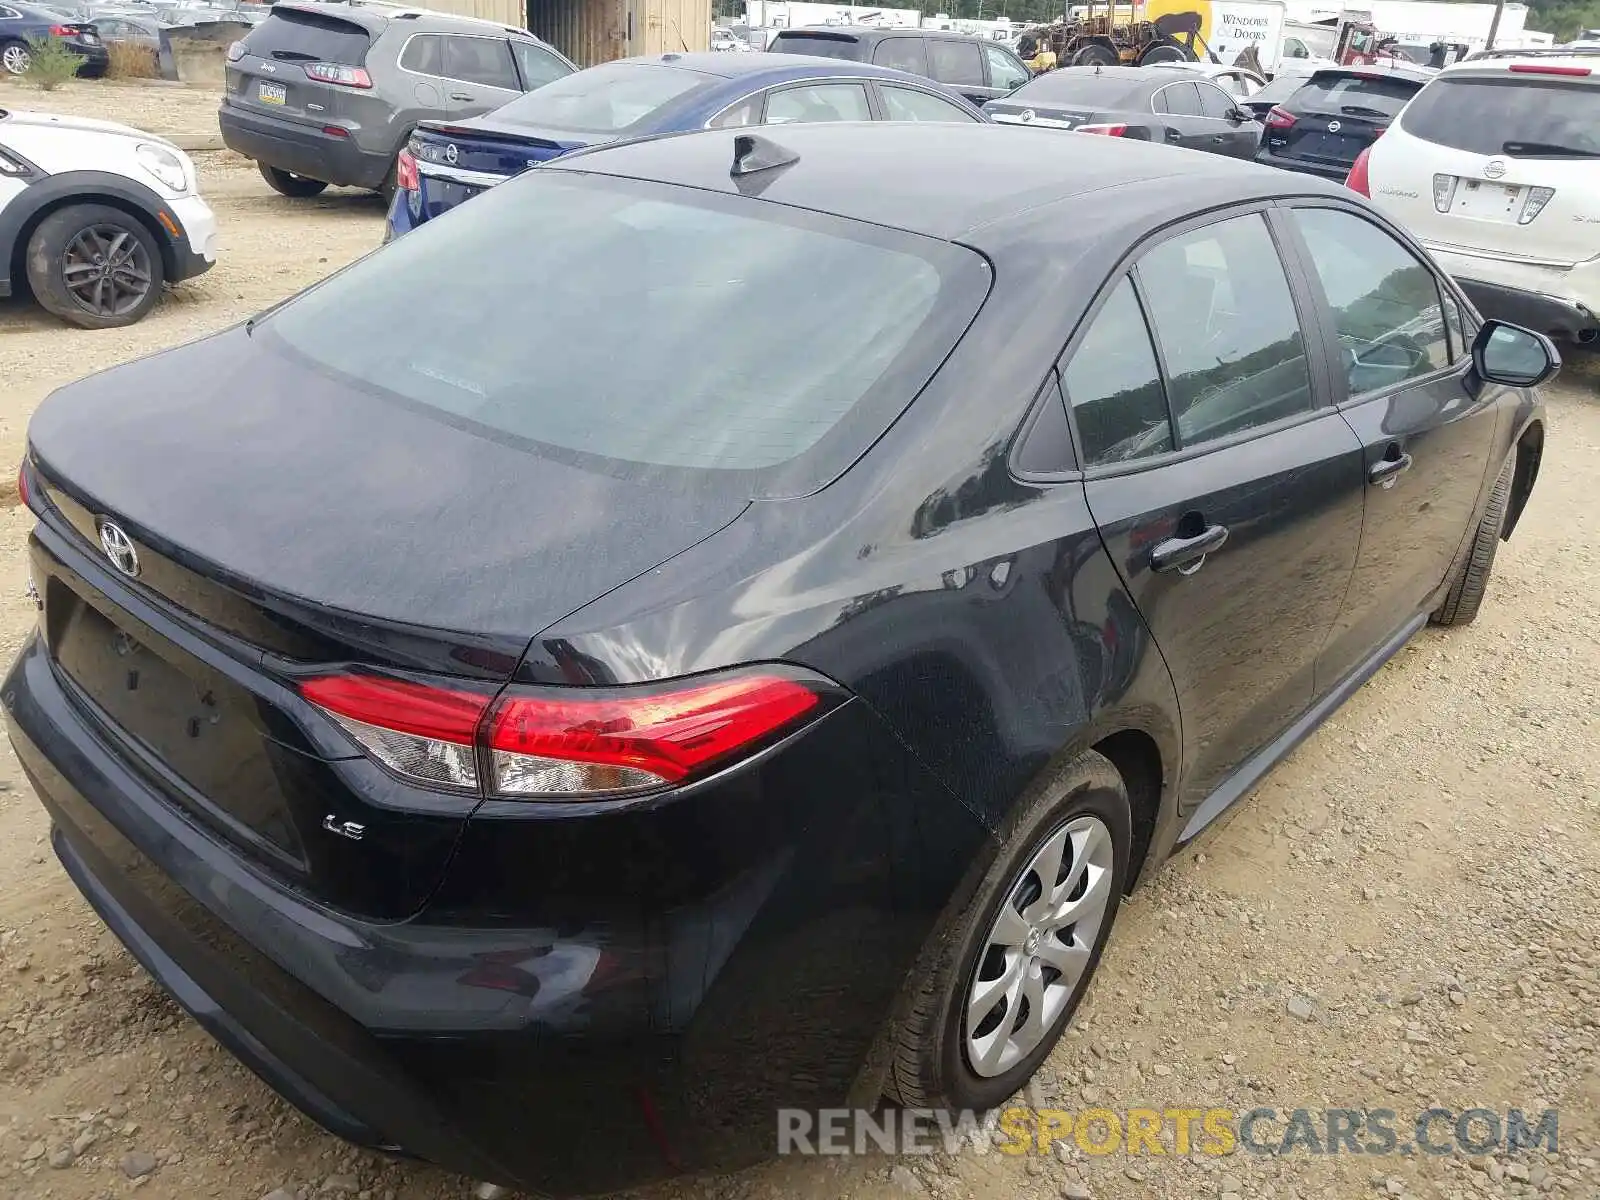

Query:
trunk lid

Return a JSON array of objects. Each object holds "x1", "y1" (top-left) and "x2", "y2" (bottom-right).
[
  {"x1": 410, "y1": 121, "x2": 593, "y2": 224},
  {"x1": 25, "y1": 328, "x2": 751, "y2": 916}
]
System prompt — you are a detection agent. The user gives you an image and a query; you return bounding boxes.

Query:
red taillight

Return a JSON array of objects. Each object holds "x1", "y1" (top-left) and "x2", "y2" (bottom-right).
[
  {"x1": 322, "y1": 125, "x2": 350, "y2": 139},
  {"x1": 49, "y1": 23, "x2": 73, "y2": 34},
  {"x1": 1265, "y1": 105, "x2": 1297, "y2": 130},
  {"x1": 304, "y1": 61, "x2": 372, "y2": 88},
  {"x1": 395, "y1": 148, "x2": 419, "y2": 192},
  {"x1": 16, "y1": 459, "x2": 29, "y2": 509},
  {"x1": 300, "y1": 669, "x2": 825, "y2": 799},
  {"x1": 1346, "y1": 145, "x2": 1373, "y2": 196},
  {"x1": 1076, "y1": 123, "x2": 1127, "y2": 136},
  {"x1": 1509, "y1": 63, "x2": 1591, "y2": 76}
]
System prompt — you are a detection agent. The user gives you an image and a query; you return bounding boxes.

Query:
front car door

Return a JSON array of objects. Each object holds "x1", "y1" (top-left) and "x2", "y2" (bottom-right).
[
  {"x1": 440, "y1": 34, "x2": 522, "y2": 117},
  {"x1": 981, "y1": 42, "x2": 1031, "y2": 96},
  {"x1": 925, "y1": 36, "x2": 992, "y2": 106},
  {"x1": 1278, "y1": 202, "x2": 1504, "y2": 689},
  {"x1": 1067, "y1": 209, "x2": 1366, "y2": 823},
  {"x1": 1195, "y1": 79, "x2": 1261, "y2": 158}
]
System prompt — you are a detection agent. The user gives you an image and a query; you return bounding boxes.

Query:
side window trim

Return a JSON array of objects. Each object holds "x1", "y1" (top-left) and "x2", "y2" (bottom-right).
[
  {"x1": 1009, "y1": 369, "x2": 1081, "y2": 480},
  {"x1": 1057, "y1": 203, "x2": 1338, "y2": 477},
  {"x1": 1269, "y1": 199, "x2": 1464, "y2": 407}
]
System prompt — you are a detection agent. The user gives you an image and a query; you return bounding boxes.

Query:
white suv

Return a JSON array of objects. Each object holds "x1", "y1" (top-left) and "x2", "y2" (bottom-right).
[
  {"x1": 0, "y1": 109, "x2": 218, "y2": 328},
  {"x1": 1354, "y1": 48, "x2": 1600, "y2": 347}
]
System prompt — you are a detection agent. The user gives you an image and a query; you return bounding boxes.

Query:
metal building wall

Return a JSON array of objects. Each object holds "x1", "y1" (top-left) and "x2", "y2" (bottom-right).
[
  {"x1": 525, "y1": 0, "x2": 710, "y2": 64},
  {"x1": 420, "y1": 0, "x2": 528, "y2": 28}
]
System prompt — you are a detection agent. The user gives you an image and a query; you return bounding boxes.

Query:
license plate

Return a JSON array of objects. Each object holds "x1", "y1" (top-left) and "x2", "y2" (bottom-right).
[
  {"x1": 257, "y1": 81, "x2": 286, "y2": 105},
  {"x1": 1450, "y1": 179, "x2": 1523, "y2": 221}
]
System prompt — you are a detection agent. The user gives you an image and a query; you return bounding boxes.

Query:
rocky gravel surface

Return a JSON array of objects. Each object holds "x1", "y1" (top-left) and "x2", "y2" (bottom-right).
[{"x1": 0, "y1": 77, "x2": 1597, "y2": 1200}]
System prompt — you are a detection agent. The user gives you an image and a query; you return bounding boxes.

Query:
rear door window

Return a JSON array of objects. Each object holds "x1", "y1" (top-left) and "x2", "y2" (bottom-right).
[
  {"x1": 879, "y1": 84, "x2": 979, "y2": 122},
  {"x1": 1136, "y1": 214, "x2": 1314, "y2": 447},
  {"x1": 1063, "y1": 277, "x2": 1173, "y2": 466},
  {"x1": 765, "y1": 82, "x2": 872, "y2": 124},
  {"x1": 443, "y1": 35, "x2": 517, "y2": 89},
  {"x1": 511, "y1": 41, "x2": 571, "y2": 90},
  {"x1": 399, "y1": 32, "x2": 444, "y2": 75},
  {"x1": 872, "y1": 36, "x2": 928, "y2": 75},
  {"x1": 927, "y1": 38, "x2": 984, "y2": 87},
  {"x1": 262, "y1": 173, "x2": 989, "y2": 495},
  {"x1": 1156, "y1": 81, "x2": 1202, "y2": 116},
  {"x1": 1290, "y1": 207, "x2": 1450, "y2": 395},
  {"x1": 242, "y1": 9, "x2": 371, "y2": 65},
  {"x1": 1397, "y1": 75, "x2": 1599, "y2": 158}
]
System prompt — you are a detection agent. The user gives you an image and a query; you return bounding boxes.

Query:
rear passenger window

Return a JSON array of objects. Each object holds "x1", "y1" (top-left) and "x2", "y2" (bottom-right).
[
  {"x1": 1063, "y1": 277, "x2": 1173, "y2": 466},
  {"x1": 1137, "y1": 215, "x2": 1313, "y2": 447},
  {"x1": 927, "y1": 39, "x2": 984, "y2": 87},
  {"x1": 765, "y1": 83, "x2": 872, "y2": 124},
  {"x1": 1156, "y1": 81, "x2": 1201, "y2": 115},
  {"x1": 709, "y1": 95, "x2": 762, "y2": 129},
  {"x1": 400, "y1": 33, "x2": 445, "y2": 75},
  {"x1": 872, "y1": 37, "x2": 928, "y2": 75},
  {"x1": 444, "y1": 36, "x2": 517, "y2": 89},
  {"x1": 1290, "y1": 208, "x2": 1450, "y2": 395},
  {"x1": 879, "y1": 85, "x2": 978, "y2": 122}
]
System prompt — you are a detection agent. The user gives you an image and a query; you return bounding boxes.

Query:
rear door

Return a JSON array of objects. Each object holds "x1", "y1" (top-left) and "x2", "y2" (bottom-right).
[
  {"x1": 440, "y1": 33, "x2": 521, "y2": 116},
  {"x1": 925, "y1": 36, "x2": 992, "y2": 105},
  {"x1": 1268, "y1": 69, "x2": 1420, "y2": 175},
  {"x1": 1150, "y1": 80, "x2": 1207, "y2": 151},
  {"x1": 226, "y1": 7, "x2": 374, "y2": 129},
  {"x1": 1195, "y1": 78, "x2": 1259, "y2": 158},
  {"x1": 1068, "y1": 209, "x2": 1365, "y2": 816},
  {"x1": 1279, "y1": 203, "x2": 1503, "y2": 685},
  {"x1": 1376, "y1": 68, "x2": 1600, "y2": 267}
]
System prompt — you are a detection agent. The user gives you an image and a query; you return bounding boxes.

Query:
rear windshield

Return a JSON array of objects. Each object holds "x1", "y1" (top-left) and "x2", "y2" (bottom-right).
[
  {"x1": 1293, "y1": 72, "x2": 1422, "y2": 114},
  {"x1": 769, "y1": 32, "x2": 864, "y2": 59},
  {"x1": 1399, "y1": 75, "x2": 1599, "y2": 158},
  {"x1": 1011, "y1": 71, "x2": 1145, "y2": 106},
  {"x1": 242, "y1": 9, "x2": 370, "y2": 65},
  {"x1": 487, "y1": 62, "x2": 709, "y2": 134},
  {"x1": 261, "y1": 173, "x2": 987, "y2": 494}
]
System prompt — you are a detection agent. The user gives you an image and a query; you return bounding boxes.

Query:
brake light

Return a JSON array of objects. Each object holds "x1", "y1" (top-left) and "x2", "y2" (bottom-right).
[
  {"x1": 226, "y1": 40, "x2": 245, "y2": 62},
  {"x1": 304, "y1": 62, "x2": 372, "y2": 88},
  {"x1": 49, "y1": 23, "x2": 74, "y2": 34},
  {"x1": 1346, "y1": 145, "x2": 1373, "y2": 196},
  {"x1": 396, "y1": 147, "x2": 419, "y2": 192},
  {"x1": 1076, "y1": 123, "x2": 1127, "y2": 136},
  {"x1": 301, "y1": 668, "x2": 826, "y2": 798},
  {"x1": 1433, "y1": 173, "x2": 1458, "y2": 212},
  {"x1": 1508, "y1": 63, "x2": 1591, "y2": 76},
  {"x1": 1519, "y1": 186, "x2": 1556, "y2": 225},
  {"x1": 16, "y1": 459, "x2": 29, "y2": 510},
  {"x1": 1265, "y1": 105, "x2": 1297, "y2": 130}
]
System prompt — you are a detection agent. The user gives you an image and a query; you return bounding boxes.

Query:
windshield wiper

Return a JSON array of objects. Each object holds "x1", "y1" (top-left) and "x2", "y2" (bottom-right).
[
  {"x1": 270, "y1": 49, "x2": 319, "y2": 61},
  {"x1": 1502, "y1": 140, "x2": 1600, "y2": 158},
  {"x1": 1339, "y1": 104, "x2": 1391, "y2": 118}
]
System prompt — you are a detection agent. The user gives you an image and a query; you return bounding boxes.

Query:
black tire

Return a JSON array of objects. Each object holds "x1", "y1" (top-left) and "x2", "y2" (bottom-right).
[
  {"x1": 1431, "y1": 458, "x2": 1512, "y2": 627},
  {"x1": 1138, "y1": 37, "x2": 1190, "y2": 64},
  {"x1": 1070, "y1": 42, "x2": 1119, "y2": 66},
  {"x1": 257, "y1": 162, "x2": 329, "y2": 198},
  {"x1": 376, "y1": 160, "x2": 398, "y2": 205},
  {"x1": 25, "y1": 203, "x2": 165, "y2": 330},
  {"x1": 0, "y1": 38, "x2": 31, "y2": 76},
  {"x1": 889, "y1": 750, "x2": 1131, "y2": 1111}
]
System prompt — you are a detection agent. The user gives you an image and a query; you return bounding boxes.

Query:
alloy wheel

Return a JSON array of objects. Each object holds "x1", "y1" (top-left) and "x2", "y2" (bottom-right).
[
  {"x1": 964, "y1": 814, "x2": 1114, "y2": 1078},
  {"x1": 60, "y1": 224, "x2": 154, "y2": 319},
  {"x1": 1, "y1": 43, "x2": 30, "y2": 74}
]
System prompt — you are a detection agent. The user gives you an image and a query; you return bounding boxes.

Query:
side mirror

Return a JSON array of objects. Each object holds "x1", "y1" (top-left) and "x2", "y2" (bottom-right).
[
  {"x1": 1229, "y1": 107, "x2": 1253, "y2": 122},
  {"x1": 1473, "y1": 319, "x2": 1561, "y2": 388}
]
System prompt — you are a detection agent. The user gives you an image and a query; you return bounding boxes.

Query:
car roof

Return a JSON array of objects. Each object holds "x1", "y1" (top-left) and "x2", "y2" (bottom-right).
[
  {"x1": 608, "y1": 50, "x2": 935, "y2": 81},
  {"x1": 774, "y1": 24, "x2": 963, "y2": 41},
  {"x1": 548, "y1": 122, "x2": 1345, "y2": 246},
  {"x1": 1038, "y1": 64, "x2": 1209, "y2": 85},
  {"x1": 1445, "y1": 47, "x2": 1600, "y2": 76}
]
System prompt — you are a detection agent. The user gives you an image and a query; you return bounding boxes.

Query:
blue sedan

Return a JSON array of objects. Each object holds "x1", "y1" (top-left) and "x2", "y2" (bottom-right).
[{"x1": 385, "y1": 52, "x2": 988, "y2": 239}]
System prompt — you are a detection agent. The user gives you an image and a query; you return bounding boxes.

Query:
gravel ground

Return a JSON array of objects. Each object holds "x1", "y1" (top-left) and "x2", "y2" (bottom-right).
[{"x1": 0, "y1": 78, "x2": 1597, "y2": 1200}]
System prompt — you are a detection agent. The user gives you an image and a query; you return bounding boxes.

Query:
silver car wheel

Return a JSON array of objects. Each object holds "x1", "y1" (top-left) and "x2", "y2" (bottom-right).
[
  {"x1": 1, "y1": 43, "x2": 31, "y2": 74},
  {"x1": 964, "y1": 814, "x2": 1114, "y2": 1078}
]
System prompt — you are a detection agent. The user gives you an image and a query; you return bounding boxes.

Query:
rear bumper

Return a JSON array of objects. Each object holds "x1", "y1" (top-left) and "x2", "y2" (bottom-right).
[
  {"x1": 219, "y1": 102, "x2": 390, "y2": 191},
  {"x1": 68, "y1": 41, "x2": 109, "y2": 75},
  {"x1": 1424, "y1": 243, "x2": 1600, "y2": 343},
  {"x1": 1254, "y1": 146, "x2": 1352, "y2": 182},
  {"x1": 3, "y1": 630, "x2": 986, "y2": 1195},
  {"x1": 1455, "y1": 277, "x2": 1598, "y2": 343},
  {"x1": 383, "y1": 187, "x2": 421, "y2": 241}
]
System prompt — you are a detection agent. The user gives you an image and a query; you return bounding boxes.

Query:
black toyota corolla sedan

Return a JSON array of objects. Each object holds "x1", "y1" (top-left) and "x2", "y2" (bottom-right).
[{"x1": 6, "y1": 124, "x2": 1554, "y2": 1194}]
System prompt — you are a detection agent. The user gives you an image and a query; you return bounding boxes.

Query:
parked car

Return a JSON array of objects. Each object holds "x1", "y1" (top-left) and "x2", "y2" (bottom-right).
[
  {"x1": 986, "y1": 65, "x2": 1261, "y2": 160},
  {"x1": 708, "y1": 27, "x2": 749, "y2": 52},
  {"x1": 6, "y1": 121, "x2": 1554, "y2": 1195},
  {"x1": 1351, "y1": 47, "x2": 1599, "y2": 346},
  {"x1": 0, "y1": 2, "x2": 107, "y2": 75},
  {"x1": 767, "y1": 24, "x2": 1031, "y2": 106},
  {"x1": 1147, "y1": 58, "x2": 1269, "y2": 98},
  {"x1": 1237, "y1": 66, "x2": 1316, "y2": 120},
  {"x1": 0, "y1": 108, "x2": 215, "y2": 326},
  {"x1": 219, "y1": 0, "x2": 575, "y2": 200},
  {"x1": 387, "y1": 52, "x2": 988, "y2": 238},
  {"x1": 1255, "y1": 62, "x2": 1432, "y2": 179}
]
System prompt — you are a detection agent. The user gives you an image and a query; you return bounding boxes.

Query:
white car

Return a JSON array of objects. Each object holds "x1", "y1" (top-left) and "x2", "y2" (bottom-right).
[
  {"x1": 0, "y1": 109, "x2": 217, "y2": 328},
  {"x1": 1146, "y1": 60, "x2": 1269, "y2": 98},
  {"x1": 1353, "y1": 48, "x2": 1600, "y2": 347}
]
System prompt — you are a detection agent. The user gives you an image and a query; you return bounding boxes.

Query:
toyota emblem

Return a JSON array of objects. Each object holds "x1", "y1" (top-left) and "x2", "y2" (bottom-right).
[
  {"x1": 1484, "y1": 159, "x2": 1507, "y2": 179},
  {"x1": 444, "y1": 143, "x2": 459, "y2": 164},
  {"x1": 1327, "y1": 119, "x2": 1342, "y2": 133},
  {"x1": 97, "y1": 520, "x2": 140, "y2": 578}
]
